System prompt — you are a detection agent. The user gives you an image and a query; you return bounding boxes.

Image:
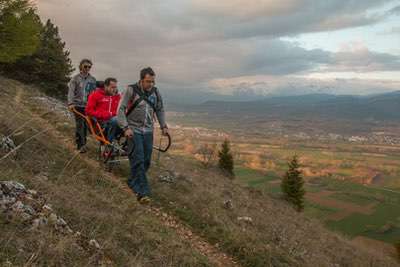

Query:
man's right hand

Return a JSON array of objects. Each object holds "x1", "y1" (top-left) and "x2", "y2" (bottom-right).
[{"x1": 124, "y1": 128, "x2": 134, "y2": 138}]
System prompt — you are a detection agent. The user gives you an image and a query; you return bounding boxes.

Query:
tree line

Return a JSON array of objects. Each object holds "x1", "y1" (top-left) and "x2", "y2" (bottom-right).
[{"x1": 0, "y1": 0, "x2": 73, "y2": 98}]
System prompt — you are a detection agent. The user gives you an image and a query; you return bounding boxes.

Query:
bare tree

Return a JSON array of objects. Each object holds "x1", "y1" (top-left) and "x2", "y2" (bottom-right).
[{"x1": 196, "y1": 143, "x2": 217, "y2": 168}]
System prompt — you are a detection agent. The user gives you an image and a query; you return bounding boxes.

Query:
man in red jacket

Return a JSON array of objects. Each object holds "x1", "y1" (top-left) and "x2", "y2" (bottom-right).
[{"x1": 86, "y1": 77, "x2": 122, "y2": 142}]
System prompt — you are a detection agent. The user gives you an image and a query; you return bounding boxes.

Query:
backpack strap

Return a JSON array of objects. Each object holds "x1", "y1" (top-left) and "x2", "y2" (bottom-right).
[{"x1": 125, "y1": 84, "x2": 159, "y2": 117}]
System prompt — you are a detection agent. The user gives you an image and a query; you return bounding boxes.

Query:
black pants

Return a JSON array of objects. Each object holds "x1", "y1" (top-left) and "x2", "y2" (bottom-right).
[{"x1": 73, "y1": 106, "x2": 87, "y2": 149}]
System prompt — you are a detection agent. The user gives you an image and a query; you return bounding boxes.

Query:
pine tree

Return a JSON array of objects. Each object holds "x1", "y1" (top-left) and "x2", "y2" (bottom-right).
[
  {"x1": 30, "y1": 19, "x2": 74, "y2": 97},
  {"x1": 0, "y1": 0, "x2": 41, "y2": 63},
  {"x1": 218, "y1": 139, "x2": 234, "y2": 177},
  {"x1": 281, "y1": 155, "x2": 305, "y2": 211},
  {"x1": 1, "y1": 19, "x2": 74, "y2": 98}
]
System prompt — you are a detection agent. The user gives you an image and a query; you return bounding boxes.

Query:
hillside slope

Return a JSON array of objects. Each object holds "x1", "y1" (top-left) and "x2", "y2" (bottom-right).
[{"x1": 0, "y1": 77, "x2": 398, "y2": 266}]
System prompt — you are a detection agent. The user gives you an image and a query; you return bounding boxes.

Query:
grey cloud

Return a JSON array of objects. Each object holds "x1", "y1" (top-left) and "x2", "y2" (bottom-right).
[
  {"x1": 209, "y1": 76, "x2": 400, "y2": 97},
  {"x1": 379, "y1": 26, "x2": 400, "y2": 35},
  {"x1": 39, "y1": 0, "x2": 397, "y2": 46},
  {"x1": 243, "y1": 40, "x2": 332, "y2": 75},
  {"x1": 332, "y1": 49, "x2": 400, "y2": 72},
  {"x1": 388, "y1": 5, "x2": 400, "y2": 15},
  {"x1": 173, "y1": 0, "x2": 395, "y2": 39},
  {"x1": 36, "y1": 0, "x2": 400, "y2": 97}
]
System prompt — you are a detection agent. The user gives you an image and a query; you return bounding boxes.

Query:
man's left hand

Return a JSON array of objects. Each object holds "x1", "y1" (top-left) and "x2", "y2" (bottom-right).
[{"x1": 162, "y1": 127, "x2": 169, "y2": 136}]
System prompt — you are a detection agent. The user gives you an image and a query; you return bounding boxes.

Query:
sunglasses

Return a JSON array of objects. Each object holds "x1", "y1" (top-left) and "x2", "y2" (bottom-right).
[{"x1": 83, "y1": 65, "x2": 92, "y2": 69}]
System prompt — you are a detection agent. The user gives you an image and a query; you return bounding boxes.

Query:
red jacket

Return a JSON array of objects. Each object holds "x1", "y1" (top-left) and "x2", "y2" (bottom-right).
[{"x1": 86, "y1": 88, "x2": 121, "y2": 122}]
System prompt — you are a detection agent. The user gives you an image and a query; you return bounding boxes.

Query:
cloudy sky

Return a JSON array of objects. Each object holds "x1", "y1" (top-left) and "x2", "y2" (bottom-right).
[{"x1": 37, "y1": 0, "x2": 400, "y2": 100}]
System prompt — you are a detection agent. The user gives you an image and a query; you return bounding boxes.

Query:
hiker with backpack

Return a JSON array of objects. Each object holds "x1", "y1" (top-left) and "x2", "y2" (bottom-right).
[
  {"x1": 86, "y1": 78, "x2": 122, "y2": 143},
  {"x1": 117, "y1": 67, "x2": 169, "y2": 204},
  {"x1": 67, "y1": 59, "x2": 97, "y2": 153}
]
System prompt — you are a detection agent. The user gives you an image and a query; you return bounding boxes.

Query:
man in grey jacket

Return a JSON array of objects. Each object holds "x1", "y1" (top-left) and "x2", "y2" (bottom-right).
[
  {"x1": 67, "y1": 59, "x2": 96, "y2": 153},
  {"x1": 117, "y1": 67, "x2": 169, "y2": 204}
]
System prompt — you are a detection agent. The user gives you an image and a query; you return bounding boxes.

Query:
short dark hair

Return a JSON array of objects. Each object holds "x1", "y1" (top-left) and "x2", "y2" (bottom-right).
[
  {"x1": 105, "y1": 77, "x2": 117, "y2": 86},
  {"x1": 140, "y1": 67, "x2": 155, "y2": 80},
  {"x1": 79, "y1": 59, "x2": 92, "y2": 70}
]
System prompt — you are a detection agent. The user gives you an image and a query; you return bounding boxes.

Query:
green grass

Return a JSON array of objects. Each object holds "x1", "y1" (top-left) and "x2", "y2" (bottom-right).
[
  {"x1": 234, "y1": 167, "x2": 279, "y2": 184},
  {"x1": 308, "y1": 178, "x2": 400, "y2": 244},
  {"x1": 327, "y1": 202, "x2": 400, "y2": 244},
  {"x1": 234, "y1": 167, "x2": 264, "y2": 181},
  {"x1": 382, "y1": 175, "x2": 400, "y2": 189},
  {"x1": 262, "y1": 184, "x2": 282, "y2": 196},
  {"x1": 304, "y1": 201, "x2": 339, "y2": 219},
  {"x1": 306, "y1": 181, "x2": 327, "y2": 193},
  {"x1": 234, "y1": 166, "x2": 400, "y2": 246},
  {"x1": 327, "y1": 192, "x2": 378, "y2": 206},
  {"x1": 234, "y1": 166, "x2": 283, "y2": 196}
]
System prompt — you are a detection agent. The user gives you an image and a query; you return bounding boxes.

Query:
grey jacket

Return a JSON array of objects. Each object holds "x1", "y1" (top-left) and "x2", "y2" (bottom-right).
[
  {"x1": 117, "y1": 82, "x2": 167, "y2": 133},
  {"x1": 67, "y1": 73, "x2": 97, "y2": 107}
]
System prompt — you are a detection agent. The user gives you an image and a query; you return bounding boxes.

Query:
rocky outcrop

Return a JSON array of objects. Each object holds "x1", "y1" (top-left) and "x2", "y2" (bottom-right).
[
  {"x1": 0, "y1": 135, "x2": 17, "y2": 159},
  {"x1": 1, "y1": 181, "x2": 103, "y2": 253}
]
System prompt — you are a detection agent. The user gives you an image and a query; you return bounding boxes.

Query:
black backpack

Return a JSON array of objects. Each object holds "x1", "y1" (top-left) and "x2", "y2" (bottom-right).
[{"x1": 125, "y1": 84, "x2": 160, "y2": 116}]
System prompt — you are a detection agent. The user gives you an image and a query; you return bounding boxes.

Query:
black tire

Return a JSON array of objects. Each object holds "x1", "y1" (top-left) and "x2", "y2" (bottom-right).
[{"x1": 103, "y1": 144, "x2": 120, "y2": 172}]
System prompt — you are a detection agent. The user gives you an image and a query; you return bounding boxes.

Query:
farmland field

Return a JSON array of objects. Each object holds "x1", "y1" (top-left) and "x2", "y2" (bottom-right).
[
  {"x1": 232, "y1": 166, "x2": 400, "y2": 245},
  {"x1": 166, "y1": 112, "x2": 400, "y2": 250}
]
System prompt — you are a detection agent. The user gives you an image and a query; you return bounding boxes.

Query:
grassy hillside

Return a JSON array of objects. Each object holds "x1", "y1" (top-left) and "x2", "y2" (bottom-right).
[
  {"x1": 0, "y1": 80, "x2": 213, "y2": 266},
  {"x1": 0, "y1": 77, "x2": 398, "y2": 266}
]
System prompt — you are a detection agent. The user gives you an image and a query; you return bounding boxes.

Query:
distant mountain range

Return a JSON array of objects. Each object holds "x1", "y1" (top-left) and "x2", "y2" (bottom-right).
[{"x1": 168, "y1": 91, "x2": 400, "y2": 122}]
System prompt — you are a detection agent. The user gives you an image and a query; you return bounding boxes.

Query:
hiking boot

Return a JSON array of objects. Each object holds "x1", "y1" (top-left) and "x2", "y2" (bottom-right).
[
  {"x1": 137, "y1": 195, "x2": 151, "y2": 205},
  {"x1": 79, "y1": 145, "x2": 88, "y2": 153}
]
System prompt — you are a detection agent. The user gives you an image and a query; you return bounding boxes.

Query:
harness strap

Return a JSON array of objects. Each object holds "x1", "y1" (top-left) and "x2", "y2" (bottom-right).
[{"x1": 125, "y1": 85, "x2": 159, "y2": 117}]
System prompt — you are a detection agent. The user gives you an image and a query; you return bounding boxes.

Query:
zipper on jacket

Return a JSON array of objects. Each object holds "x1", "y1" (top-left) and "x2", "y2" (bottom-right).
[{"x1": 143, "y1": 101, "x2": 148, "y2": 129}]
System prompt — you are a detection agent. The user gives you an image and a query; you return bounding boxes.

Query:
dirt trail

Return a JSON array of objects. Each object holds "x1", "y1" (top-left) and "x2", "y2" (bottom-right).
[{"x1": 25, "y1": 102, "x2": 240, "y2": 267}]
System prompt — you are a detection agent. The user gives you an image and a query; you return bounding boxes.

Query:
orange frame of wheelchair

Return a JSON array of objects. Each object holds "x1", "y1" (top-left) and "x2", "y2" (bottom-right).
[{"x1": 71, "y1": 107, "x2": 111, "y2": 146}]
